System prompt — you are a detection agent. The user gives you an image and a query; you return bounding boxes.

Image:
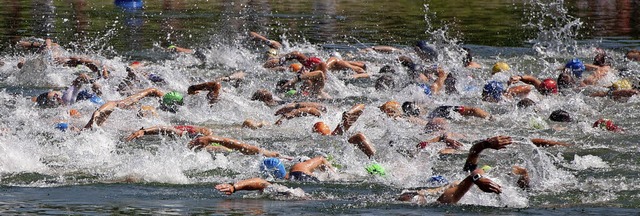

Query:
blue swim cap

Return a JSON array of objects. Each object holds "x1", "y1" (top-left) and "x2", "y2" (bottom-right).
[
  {"x1": 565, "y1": 58, "x2": 585, "y2": 78},
  {"x1": 148, "y1": 74, "x2": 165, "y2": 83},
  {"x1": 425, "y1": 175, "x2": 449, "y2": 188},
  {"x1": 260, "y1": 158, "x2": 286, "y2": 179},
  {"x1": 419, "y1": 83, "x2": 432, "y2": 96},
  {"x1": 55, "y1": 122, "x2": 69, "y2": 131},
  {"x1": 483, "y1": 81, "x2": 505, "y2": 101},
  {"x1": 76, "y1": 90, "x2": 94, "y2": 101},
  {"x1": 90, "y1": 95, "x2": 105, "y2": 105}
]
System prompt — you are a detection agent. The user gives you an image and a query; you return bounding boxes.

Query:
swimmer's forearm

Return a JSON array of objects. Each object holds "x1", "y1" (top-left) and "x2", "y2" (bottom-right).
[
  {"x1": 530, "y1": 138, "x2": 570, "y2": 147},
  {"x1": 233, "y1": 178, "x2": 272, "y2": 192}
]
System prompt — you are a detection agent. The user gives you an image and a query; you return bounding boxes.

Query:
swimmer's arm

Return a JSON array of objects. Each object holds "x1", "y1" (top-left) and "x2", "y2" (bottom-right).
[
  {"x1": 530, "y1": 138, "x2": 571, "y2": 147},
  {"x1": 347, "y1": 133, "x2": 376, "y2": 158},
  {"x1": 188, "y1": 135, "x2": 280, "y2": 157},
  {"x1": 124, "y1": 126, "x2": 185, "y2": 142},
  {"x1": 437, "y1": 169, "x2": 488, "y2": 204},
  {"x1": 168, "y1": 46, "x2": 194, "y2": 54},
  {"x1": 430, "y1": 68, "x2": 447, "y2": 94},
  {"x1": 215, "y1": 178, "x2": 272, "y2": 195},
  {"x1": 459, "y1": 106, "x2": 490, "y2": 119},
  {"x1": 611, "y1": 89, "x2": 639, "y2": 100},
  {"x1": 275, "y1": 107, "x2": 323, "y2": 125},
  {"x1": 512, "y1": 166, "x2": 530, "y2": 189},
  {"x1": 506, "y1": 85, "x2": 532, "y2": 97},
  {"x1": 463, "y1": 136, "x2": 512, "y2": 171},
  {"x1": 581, "y1": 67, "x2": 609, "y2": 86},
  {"x1": 332, "y1": 104, "x2": 365, "y2": 136},
  {"x1": 370, "y1": 45, "x2": 400, "y2": 53},
  {"x1": 275, "y1": 102, "x2": 326, "y2": 116},
  {"x1": 187, "y1": 82, "x2": 220, "y2": 95},
  {"x1": 213, "y1": 71, "x2": 245, "y2": 82},
  {"x1": 352, "y1": 73, "x2": 370, "y2": 79},
  {"x1": 119, "y1": 88, "x2": 164, "y2": 108},
  {"x1": 83, "y1": 102, "x2": 116, "y2": 129},
  {"x1": 249, "y1": 32, "x2": 281, "y2": 49},
  {"x1": 589, "y1": 91, "x2": 608, "y2": 97},
  {"x1": 515, "y1": 75, "x2": 542, "y2": 87}
]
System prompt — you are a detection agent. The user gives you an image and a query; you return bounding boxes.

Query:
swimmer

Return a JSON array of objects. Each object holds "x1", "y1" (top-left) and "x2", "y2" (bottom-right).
[
  {"x1": 592, "y1": 118, "x2": 623, "y2": 132},
  {"x1": 482, "y1": 80, "x2": 537, "y2": 103},
  {"x1": 462, "y1": 47, "x2": 482, "y2": 69},
  {"x1": 274, "y1": 102, "x2": 328, "y2": 125},
  {"x1": 117, "y1": 61, "x2": 167, "y2": 95},
  {"x1": 17, "y1": 38, "x2": 111, "y2": 78},
  {"x1": 33, "y1": 73, "x2": 102, "y2": 108},
  {"x1": 277, "y1": 69, "x2": 330, "y2": 99},
  {"x1": 189, "y1": 135, "x2": 284, "y2": 157},
  {"x1": 325, "y1": 52, "x2": 368, "y2": 75},
  {"x1": 84, "y1": 88, "x2": 183, "y2": 128},
  {"x1": 625, "y1": 49, "x2": 640, "y2": 61},
  {"x1": 589, "y1": 79, "x2": 638, "y2": 101},
  {"x1": 214, "y1": 156, "x2": 334, "y2": 195},
  {"x1": 249, "y1": 31, "x2": 282, "y2": 50}
]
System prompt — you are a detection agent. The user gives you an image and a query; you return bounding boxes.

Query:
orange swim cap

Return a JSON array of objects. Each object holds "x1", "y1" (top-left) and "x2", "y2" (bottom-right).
[
  {"x1": 313, "y1": 122, "x2": 331, "y2": 135},
  {"x1": 289, "y1": 63, "x2": 303, "y2": 73},
  {"x1": 379, "y1": 101, "x2": 402, "y2": 117},
  {"x1": 69, "y1": 109, "x2": 81, "y2": 117}
]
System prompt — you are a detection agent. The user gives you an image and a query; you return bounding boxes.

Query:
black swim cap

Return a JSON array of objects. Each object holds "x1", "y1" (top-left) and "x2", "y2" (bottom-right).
[
  {"x1": 549, "y1": 109, "x2": 572, "y2": 122},
  {"x1": 375, "y1": 75, "x2": 395, "y2": 91},
  {"x1": 402, "y1": 102, "x2": 421, "y2": 117},
  {"x1": 517, "y1": 98, "x2": 536, "y2": 108}
]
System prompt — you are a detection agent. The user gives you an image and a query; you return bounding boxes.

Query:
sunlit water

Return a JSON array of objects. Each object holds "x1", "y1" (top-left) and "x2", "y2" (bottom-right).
[{"x1": 1, "y1": 0, "x2": 640, "y2": 214}]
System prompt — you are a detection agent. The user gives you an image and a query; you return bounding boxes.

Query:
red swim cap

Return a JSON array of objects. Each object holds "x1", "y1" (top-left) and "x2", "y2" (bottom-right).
[
  {"x1": 592, "y1": 119, "x2": 621, "y2": 132},
  {"x1": 540, "y1": 78, "x2": 558, "y2": 94},
  {"x1": 303, "y1": 57, "x2": 322, "y2": 69}
]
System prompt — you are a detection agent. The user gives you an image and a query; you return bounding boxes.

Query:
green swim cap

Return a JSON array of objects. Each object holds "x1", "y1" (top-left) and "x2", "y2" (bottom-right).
[
  {"x1": 365, "y1": 163, "x2": 385, "y2": 176},
  {"x1": 481, "y1": 165, "x2": 492, "y2": 172},
  {"x1": 162, "y1": 91, "x2": 184, "y2": 106},
  {"x1": 168, "y1": 45, "x2": 177, "y2": 49},
  {"x1": 286, "y1": 89, "x2": 297, "y2": 96}
]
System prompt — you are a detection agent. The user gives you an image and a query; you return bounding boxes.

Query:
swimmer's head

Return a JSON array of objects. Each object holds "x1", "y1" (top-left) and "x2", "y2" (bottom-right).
[
  {"x1": 365, "y1": 163, "x2": 385, "y2": 176},
  {"x1": 425, "y1": 175, "x2": 449, "y2": 188},
  {"x1": 162, "y1": 91, "x2": 184, "y2": 106},
  {"x1": 303, "y1": 57, "x2": 322, "y2": 69},
  {"x1": 482, "y1": 81, "x2": 505, "y2": 102},
  {"x1": 565, "y1": 58, "x2": 585, "y2": 78},
  {"x1": 401, "y1": 101, "x2": 421, "y2": 117},
  {"x1": 379, "y1": 65, "x2": 396, "y2": 74},
  {"x1": 266, "y1": 48, "x2": 278, "y2": 58},
  {"x1": 492, "y1": 62, "x2": 510, "y2": 74},
  {"x1": 251, "y1": 89, "x2": 279, "y2": 106},
  {"x1": 34, "y1": 91, "x2": 63, "y2": 108},
  {"x1": 375, "y1": 75, "x2": 395, "y2": 91},
  {"x1": 379, "y1": 101, "x2": 402, "y2": 118},
  {"x1": 592, "y1": 118, "x2": 621, "y2": 132},
  {"x1": 289, "y1": 63, "x2": 303, "y2": 73},
  {"x1": 415, "y1": 40, "x2": 438, "y2": 62},
  {"x1": 260, "y1": 158, "x2": 287, "y2": 180},
  {"x1": 611, "y1": 79, "x2": 632, "y2": 90},
  {"x1": 549, "y1": 109, "x2": 572, "y2": 122},
  {"x1": 517, "y1": 98, "x2": 536, "y2": 109},
  {"x1": 540, "y1": 78, "x2": 558, "y2": 95},
  {"x1": 55, "y1": 122, "x2": 69, "y2": 131},
  {"x1": 557, "y1": 72, "x2": 576, "y2": 90},
  {"x1": 593, "y1": 48, "x2": 611, "y2": 67}
]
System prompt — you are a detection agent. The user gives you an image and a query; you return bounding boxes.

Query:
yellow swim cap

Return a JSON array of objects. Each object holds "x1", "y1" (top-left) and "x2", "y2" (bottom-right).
[
  {"x1": 612, "y1": 79, "x2": 632, "y2": 90},
  {"x1": 492, "y1": 62, "x2": 510, "y2": 74}
]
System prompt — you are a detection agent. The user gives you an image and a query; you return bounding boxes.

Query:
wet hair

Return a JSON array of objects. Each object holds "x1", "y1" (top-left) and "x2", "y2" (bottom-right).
[
  {"x1": 517, "y1": 98, "x2": 536, "y2": 109},
  {"x1": 556, "y1": 72, "x2": 576, "y2": 89},
  {"x1": 379, "y1": 65, "x2": 396, "y2": 74},
  {"x1": 549, "y1": 109, "x2": 572, "y2": 122},
  {"x1": 375, "y1": 75, "x2": 395, "y2": 91},
  {"x1": 401, "y1": 102, "x2": 421, "y2": 117},
  {"x1": 462, "y1": 47, "x2": 473, "y2": 67},
  {"x1": 593, "y1": 49, "x2": 611, "y2": 67},
  {"x1": 444, "y1": 73, "x2": 458, "y2": 94}
]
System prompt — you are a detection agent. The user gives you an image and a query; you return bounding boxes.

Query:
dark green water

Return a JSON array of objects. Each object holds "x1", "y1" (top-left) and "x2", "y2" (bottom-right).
[{"x1": 1, "y1": 0, "x2": 640, "y2": 215}]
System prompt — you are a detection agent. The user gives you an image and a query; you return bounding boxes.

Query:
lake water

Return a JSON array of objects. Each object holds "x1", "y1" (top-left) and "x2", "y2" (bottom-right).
[{"x1": 1, "y1": 0, "x2": 640, "y2": 215}]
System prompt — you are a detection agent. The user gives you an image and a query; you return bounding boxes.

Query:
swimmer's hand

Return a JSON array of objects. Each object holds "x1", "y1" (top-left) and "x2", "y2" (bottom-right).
[
  {"x1": 215, "y1": 183, "x2": 235, "y2": 195},
  {"x1": 483, "y1": 136, "x2": 512, "y2": 150},
  {"x1": 474, "y1": 175, "x2": 502, "y2": 194},
  {"x1": 508, "y1": 75, "x2": 522, "y2": 85},
  {"x1": 125, "y1": 130, "x2": 145, "y2": 142},
  {"x1": 188, "y1": 137, "x2": 209, "y2": 150}
]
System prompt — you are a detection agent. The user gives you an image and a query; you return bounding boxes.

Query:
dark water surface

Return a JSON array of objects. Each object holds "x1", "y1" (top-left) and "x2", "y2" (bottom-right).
[{"x1": 2, "y1": 0, "x2": 640, "y2": 215}]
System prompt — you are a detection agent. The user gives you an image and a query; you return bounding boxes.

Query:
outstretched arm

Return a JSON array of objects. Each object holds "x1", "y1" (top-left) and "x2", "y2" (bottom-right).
[
  {"x1": 275, "y1": 102, "x2": 326, "y2": 116},
  {"x1": 84, "y1": 101, "x2": 117, "y2": 129},
  {"x1": 274, "y1": 107, "x2": 324, "y2": 125},
  {"x1": 459, "y1": 106, "x2": 490, "y2": 119},
  {"x1": 117, "y1": 88, "x2": 164, "y2": 108},
  {"x1": 530, "y1": 138, "x2": 571, "y2": 147},
  {"x1": 331, "y1": 104, "x2": 365, "y2": 136},
  {"x1": 249, "y1": 32, "x2": 282, "y2": 49},
  {"x1": 463, "y1": 136, "x2": 512, "y2": 171},
  {"x1": 124, "y1": 126, "x2": 186, "y2": 141},
  {"x1": 215, "y1": 178, "x2": 272, "y2": 195},
  {"x1": 347, "y1": 132, "x2": 376, "y2": 158},
  {"x1": 188, "y1": 81, "x2": 221, "y2": 104},
  {"x1": 188, "y1": 135, "x2": 280, "y2": 157}
]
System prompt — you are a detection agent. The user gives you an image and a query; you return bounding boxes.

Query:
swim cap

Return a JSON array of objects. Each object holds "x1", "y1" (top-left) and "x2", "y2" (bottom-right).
[
  {"x1": 365, "y1": 163, "x2": 385, "y2": 176},
  {"x1": 612, "y1": 79, "x2": 632, "y2": 90},
  {"x1": 375, "y1": 75, "x2": 395, "y2": 91},
  {"x1": 69, "y1": 109, "x2": 81, "y2": 117},
  {"x1": 285, "y1": 89, "x2": 297, "y2": 96},
  {"x1": 294, "y1": 156, "x2": 311, "y2": 163},
  {"x1": 55, "y1": 122, "x2": 69, "y2": 131},
  {"x1": 517, "y1": 98, "x2": 536, "y2": 108},
  {"x1": 540, "y1": 78, "x2": 558, "y2": 94},
  {"x1": 480, "y1": 165, "x2": 492, "y2": 172},
  {"x1": 167, "y1": 45, "x2": 177, "y2": 50},
  {"x1": 565, "y1": 58, "x2": 585, "y2": 78},
  {"x1": 148, "y1": 74, "x2": 165, "y2": 83},
  {"x1": 90, "y1": 95, "x2": 105, "y2": 105},
  {"x1": 415, "y1": 40, "x2": 438, "y2": 62},
  {"x1": 162, "y1": 91, "x2": 184, "y2": 106},
  {"x1": 401, "y1": 102, "x2": 421, "y2": 117},
  {"x1": 266, "y1": 48, "x2": 278, "y2": 57},
  {"x1": 483, "y1": 81, "x2": 505, "y2": 101},
  {"x1": 289, "y1": 63, "x2": 303, "y2": 72},
  {"x1": 312, "y1": 121, "x2": 331, "y2": 135},
  {"x1": 592, "y1": 118, "x2": 621, "y2": 132},
  {"x1": 303, "y1": 57, "x2": 322, "y2": 69},
  {"x1": 492, "y1": 62, "x2": 510, "y2": 74},
  {"x1": 76, "y1": 90, "x2": 94, "y2": 101},
  {"x1": 260, "y1": 158, "x2": 287, "y2": 180},
  {"x1": 419, "y1": 83, "x2": 432, "y2": 96},
  {"x1": 549, "y1": 109, "x2": 572, "y2": 122},
  {"x1": 425, "y1": 175, "x2": 449, "y2": 188}
]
